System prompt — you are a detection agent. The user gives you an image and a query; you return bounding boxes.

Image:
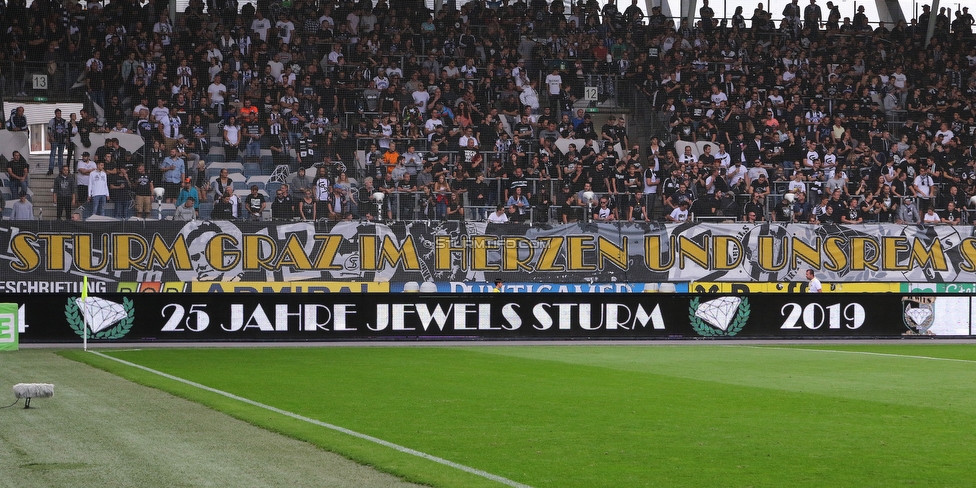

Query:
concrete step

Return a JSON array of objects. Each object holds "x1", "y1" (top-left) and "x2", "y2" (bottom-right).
[{"x1": 27, "y1": 155, "x2": 63, "y2": 220}]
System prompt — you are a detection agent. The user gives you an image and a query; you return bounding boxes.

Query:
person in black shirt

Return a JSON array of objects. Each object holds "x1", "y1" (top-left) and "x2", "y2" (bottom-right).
[
  {"x1": 52, "y1": 165, "x2": 77, "y2": 220},
  {"x1": 131, "y1": 164, "x2": 154, "y2": 219},
  {"x1": 271, "y1": 188, "x2": 295, "y2": 220},
  {"x1": 245, "y1": 185, "x2": 267, "y2": 220},
  {"x1": 212, "y1": 192, "x2": 234, "y2": 220}
]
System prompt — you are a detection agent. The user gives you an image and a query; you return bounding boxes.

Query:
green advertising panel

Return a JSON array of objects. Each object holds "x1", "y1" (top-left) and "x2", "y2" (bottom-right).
[{"x1": 0, "y1": 303, "x2": 19, "y2": 351}]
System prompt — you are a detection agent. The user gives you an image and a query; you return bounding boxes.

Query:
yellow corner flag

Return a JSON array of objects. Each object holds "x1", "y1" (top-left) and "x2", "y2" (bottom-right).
[{"x1": 81, "y1": 276, "x2": 88, "y2": 301}]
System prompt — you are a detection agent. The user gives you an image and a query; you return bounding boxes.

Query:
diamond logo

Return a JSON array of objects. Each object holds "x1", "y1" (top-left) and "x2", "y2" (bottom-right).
[
  {"x1": 694, "y1": 297, "x2": 742, "y2": 331},
  {"x1": 904, "y1": 308, "x2": 931, "y2": 326},
  {"x1": 74, "y1": 297, "x2": 128, "y2": 333},
  {"x1": 689, "y1": 296, "x2": 750, "y2": 337},
  {"x1": 901, "y1": 297, "x2": 935, "y2": 336}
]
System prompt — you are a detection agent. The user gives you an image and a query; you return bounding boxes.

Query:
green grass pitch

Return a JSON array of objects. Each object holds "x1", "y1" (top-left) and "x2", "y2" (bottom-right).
[{"x1": 57, "y1": 344, "x2": 976, "y2": 487}]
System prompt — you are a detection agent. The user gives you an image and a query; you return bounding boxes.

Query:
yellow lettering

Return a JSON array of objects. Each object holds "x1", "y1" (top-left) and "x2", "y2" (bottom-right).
[
  {"x1": 276, "y1": 234, "x2": 313, "y2": 270},
  {"x1": 536, "y1": 237, "x2": 564, "y2": 271},
  {"x1": 434, "y1": 236, "x2": 467, "y2": 271},
  {"x1": 822, "y1": 236, "x2": 847, "y2": 272},
  {"x1": 206, "y1": 234, "x2": 240, "y2": 272},
  {"x1": 850, "y1": 237, "x2": 879, "y2": 271},
  {"x1": 471, "y1": 236, "x2": 499, "y2": 271},
  {"x1": 378, "y1": 236, "x2": 420, "y2": 270},
  {"x1": 882, "y1": 236, "x2": 910, "y2": 271},
  {"x1": 10, "y1": 233, "x2": 39, "y2": 272},
  {"x1": 643, "y1": 235, "x2": 675, "y2": 271},
  {"x1": 757, "y1": 236, "x2": 786, "y2": 271},
  {"x1": 74, "y1": 234, "x2": 109, "y2": 272},
  {"x1": 113, "y1": 234, "x2": 148, "y2": 270},
  {"x1": 676, "y1": 235, "x2": 708, "y2": 269},
  {"x1": 597, "y1": 236, "x2": 627, "y2": 270},
  {"x1": 502, "y1": 237, "x2": 534, "y2": 271},
  {"x1": 960, "y1": 238, "x2": 976, "y2": 272},
  {"x1": 40, "y1": 234, "x2": 71, "y2": 271},
  {"x1": 243, "y1": 235, "x2": 277, "y2": 270},
  {"x1": 147, "y1": 235, "x2": 191, "y2": 270},
  {"x1": 910, "y1": 237, "x2": 947, "y2": 271},
  {"x1": 712, "y1": 236, "x2": 742, "y2": 270},
  {"x1": 359, "y1": 235, "x2": 377, "y2": 270},
  {"x1": 566, "y1": 236, "x2": 596, "y2": 270},
  {"x1": 790, "y1": 237, "x2": 821, "y2": 270},
  {"x1": 311, "y1": 235, "x2": 342, "y2": 270}
]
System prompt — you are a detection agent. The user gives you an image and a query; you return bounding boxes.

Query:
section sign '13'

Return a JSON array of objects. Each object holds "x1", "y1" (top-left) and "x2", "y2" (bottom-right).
[{"x1": 13, "y1": 293, "x2": 911, "y2": 342}]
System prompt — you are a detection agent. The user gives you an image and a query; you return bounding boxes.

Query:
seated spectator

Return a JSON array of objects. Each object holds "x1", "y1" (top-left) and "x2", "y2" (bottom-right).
[
  {"x1": 6, "y1": 150, "x2": 29, "y2": 197},
  {"x1": 487, "y1": 205, "x2": 509, "y2": 223},
  {"x1": 174, "y1": 197, "x2": 197, "y2": 221}
]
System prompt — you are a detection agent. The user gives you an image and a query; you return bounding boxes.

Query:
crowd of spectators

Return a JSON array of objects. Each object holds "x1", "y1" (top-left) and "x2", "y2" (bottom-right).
[{"x1": 0, "y1": 0, "x2": 974, "y2": 224}]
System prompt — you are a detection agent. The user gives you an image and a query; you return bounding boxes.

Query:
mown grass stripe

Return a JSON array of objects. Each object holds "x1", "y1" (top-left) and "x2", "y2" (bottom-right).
[
  {"x1": 746, "y1": 345, "x2": 976, "y2": 363},
  {"x1": 89, "y1": 350, "x2": 532, "y2": 488}
]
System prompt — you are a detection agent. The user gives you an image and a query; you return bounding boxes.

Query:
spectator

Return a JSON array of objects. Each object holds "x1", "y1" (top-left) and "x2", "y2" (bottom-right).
[
  {"x1": 6, "y1": 150, "x2": 29, "y2": 197},
  {"x1": 109, "y1": 168, "x2": 133, "y2": 220},
  {"x1": 132, "y1": 165, "x2": 155, "y2": 219},
  {"x1": 487, "y1": 205, "x2": 509, "y2": 223},
  {"x1": 52, "y1": 165, "x2": 77, "y2": 220},
  {"x1": 667, "y1": 200, "x2": 691, "y2": 223},
  {"x1": 47, "y1": 109, "x2": 69, "y2": 175},
  {"x1": 245, "y1": 185, "x2": 267, "y2": 221},
  {"x1": 6, "y1": 107, "x2": 27, "y2": 132},
  {"x1": 10, "y1": 191, "x2": 33, "y2": 220},
  {"x1": 288, "y1": 167, "x2": 312, "y2": 198},
  {"x1": 174, "y1": 197, "x2": 197, "y2": 221},
  {"x1": 160, "y1": 148, "x2": 185, "y2": 203},
  {"x1": 212, "y1": 192, "x2": 234, "y2": 220},
  {"x1": 271, "y1": 188, "x2": 295, "y2": 220},
  {"x1": 88, "y1": 160, "x2": 110, "y2": 217},
  {"x1": 176, "y1": 178, "x2": 200, "y2": 215}
]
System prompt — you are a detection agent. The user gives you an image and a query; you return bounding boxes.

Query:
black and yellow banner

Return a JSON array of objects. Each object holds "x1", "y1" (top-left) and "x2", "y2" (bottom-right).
[{"x1": 1, "y1": 220, "x2": 972, "y2": 284}]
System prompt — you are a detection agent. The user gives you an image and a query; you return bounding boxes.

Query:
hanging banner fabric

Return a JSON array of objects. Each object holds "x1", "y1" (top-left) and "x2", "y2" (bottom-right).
[{"x1": 0, "y1": 221, "x2": 971, "y2": 284}]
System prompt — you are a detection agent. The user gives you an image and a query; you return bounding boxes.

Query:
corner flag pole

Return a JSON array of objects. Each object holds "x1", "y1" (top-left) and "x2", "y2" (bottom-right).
[{"x1": 81, "y1": 276, "x2": 88, "y2": 352}]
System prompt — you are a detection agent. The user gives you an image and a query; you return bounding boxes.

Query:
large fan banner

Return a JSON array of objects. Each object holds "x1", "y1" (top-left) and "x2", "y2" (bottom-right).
[{"x1": 0, "y1": 221, "x2": 973, "y2": 285}]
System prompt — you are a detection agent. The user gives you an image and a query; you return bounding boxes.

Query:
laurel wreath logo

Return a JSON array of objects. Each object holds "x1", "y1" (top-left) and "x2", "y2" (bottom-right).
[
  {"x1": 688, "y1": 297, "x2": 751, "y2": 337},
  {"x1": 65, "y1": 297, "x2": 135, "y2": 340}
]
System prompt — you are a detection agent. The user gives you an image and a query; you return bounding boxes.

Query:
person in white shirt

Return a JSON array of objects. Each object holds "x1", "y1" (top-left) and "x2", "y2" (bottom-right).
[
  {"x1": 88, "y1": 160, "x2": 110, "y2": 216},
  {"x1": 545, "y1": 68, "x2": 563, "y2": 97},
  {"x1": 152, "y1": 13, "x2": 172, "y2": 47},
  {"x1": 519, "y1": 80, "x2": 541, "y2": 114},
  {"x1": 207, "y1": 74, "x2": 227, "y2": 116},
  {"x1": 250, "y1": 11, "x2": 271, "y2": 42},
  {"x1": 806, "y1": 269, "x2": 822, "y2": 293},
  {"x1": 934, "y1": 123, "x2": 954, "y2": 145},
  {"x1": 666, "y1": 201, "x2": 690, "y2": 222},
  {"x1": 267, "y1": 53, "x2": 284, "y2": 81},
  {"x1": 787, "y1": 172, "x2": 807, "y2": 194},
  {"x1": 275, "y1": 16, "x2": 295, "y2": 45},
  {"x1": 412, "y1": 86, "x2": 430, "y2": 115},
  {"x1": 487, "y1": 205, "x2": 509, "y2": 223},
  {"x1": 714, "y1": 144, "x2": 731, "y2": 168}
]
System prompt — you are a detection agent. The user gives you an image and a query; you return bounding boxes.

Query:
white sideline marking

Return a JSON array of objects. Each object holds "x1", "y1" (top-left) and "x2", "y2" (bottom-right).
[
  {"x1": 90, "y1": 351, "x2": 532, "y2": 488},
  {"x1": 746, "y1": 346, "x2": 976, "y2": 364}
]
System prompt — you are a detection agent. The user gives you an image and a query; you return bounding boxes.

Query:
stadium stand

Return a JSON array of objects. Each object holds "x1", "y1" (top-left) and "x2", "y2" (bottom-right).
[{"x1": 1, "y1": 0, "x2": 974, "y2": 226}]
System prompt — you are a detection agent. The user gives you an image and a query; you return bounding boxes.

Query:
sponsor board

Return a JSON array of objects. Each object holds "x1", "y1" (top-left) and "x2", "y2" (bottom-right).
[
  {"x1": 390, "y1": 282, "x2": 689, "y2": 293},
  {"x1": 112, "y1": 282, "x2": 389, "y2": 293},
  {"x1": 690, "y1": 282, "x2": 902, "y2": 293},
  {"x1": 3, "y1": 221, "x2": 976, "y2": 284},
  {"x1": 904, "y1": 283, "x2": 976, "y2": 293},
  {"x1": 5, "y1": 293, "x2": 949, "y2": 342},
  {"x1": 0, "y1": 303, "x2": 18, "y2": 350}
]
